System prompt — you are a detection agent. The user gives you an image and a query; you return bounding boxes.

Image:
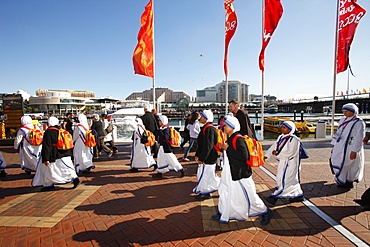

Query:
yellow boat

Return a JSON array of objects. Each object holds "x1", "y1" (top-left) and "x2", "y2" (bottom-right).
[
  {"x1": 264, "y1": 117, "x2": 316, "y2": 134},
  {"x1": 263, "y1": 117, "x2": 290, "y2": 134}
]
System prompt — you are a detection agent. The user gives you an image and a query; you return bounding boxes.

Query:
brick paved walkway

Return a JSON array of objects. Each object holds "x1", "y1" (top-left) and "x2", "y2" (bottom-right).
[{"x1": 0, "y1": 139, "x2": 369, "y2": 246}]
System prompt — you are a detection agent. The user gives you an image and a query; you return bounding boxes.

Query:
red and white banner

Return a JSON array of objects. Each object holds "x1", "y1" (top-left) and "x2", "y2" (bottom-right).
[
  {"x1": 336, "y1": 0, "x2": 366, "y2": 74},
  {"x1": 132, "y1": 0, "x2": 154, "y2": 78},
  {"x1": 259, "y1": 0, "x2": 283, "y2": 72},
  {"x1": 224, "y1": 0, "x2": 237, "y2": 76}
]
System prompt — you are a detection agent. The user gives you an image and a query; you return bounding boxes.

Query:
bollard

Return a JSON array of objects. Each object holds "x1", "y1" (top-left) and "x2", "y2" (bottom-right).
[
  {"x1": 293, "y1": 110, "x2": 297, "y2": 121},
  {"x1": 300, "y1": 111, "x2": 304, "y2": 122},
  {"x1": 255, "y1": 111, "x2": 259, "y2": 124}
]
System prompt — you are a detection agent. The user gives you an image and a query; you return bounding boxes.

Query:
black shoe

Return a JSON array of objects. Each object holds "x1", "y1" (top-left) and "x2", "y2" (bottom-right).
[
  {"x1": 41, "y1": 185, "x2": 55, "y2": 192},
  {"x1": 260, "y1": 208, "x2": 273, "y2": 225},
  {"x1": 354, "y1": 199, "x2": 370, "y2": 210},
  {"x1": 180, "y1": 168, "x2": 187, "y2": 177},
  {"x1": 73, "y1": 178, "x2": 80, "y2": 188},
  {"x1": 108, "y1": 151, "x2": 113, "y2": 158},
  {"x1": 289, "y1": 196, "x2": 305, "y2": 203},
  {"x1": 337, "y1": 182, "x2": 354, "y2": 189},
  {"x1": 211, "y1": 213, "x2": 221, "y2": 221},
  {"x1": 0, "y1": 170, "x2": 7, "y2": 177},
  {"x1": 265, "y1": 196, "x2": 278, "y2": 205},
  {"x1": 152, "y1": 173, "x2": 163, "y2": 178},
  {"x1": 195, "y1": 194, "x2": 211, "y2": 200},
  {"x1": 130, "y1": 168, "x2": 139, "y2": 172},
  {"x1": 152, "y1": 164, "x2": 157, "y2": 171}
]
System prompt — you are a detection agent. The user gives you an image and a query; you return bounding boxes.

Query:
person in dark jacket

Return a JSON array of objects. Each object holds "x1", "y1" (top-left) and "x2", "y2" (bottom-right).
[
  {"x1": 91, "y1": 114, "x2": 113, "y2": 159},
  {"x1": 32, "y1": 116, "x2": 79, "y2": 191},
  {"x1": 141, "y1": 107, "x2": 159, "y2": 158},
  {"x1": 151, "y1": 115, "x2": 185, "y2": 178},
  {"x1": 229, "y1": 100, "x2": 256, "y2": 139},
  {"x1": 193, "y1": 109, "x2": 220, "y2": 200},
  {"x1": 212, "y1": 116, "x2": 273, "y2": 225}
]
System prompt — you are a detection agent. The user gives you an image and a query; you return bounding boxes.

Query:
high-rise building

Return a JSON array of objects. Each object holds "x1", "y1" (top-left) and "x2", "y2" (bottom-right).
[{"x1": 196, "y1": 80, "x2": 249, "y2": 103}]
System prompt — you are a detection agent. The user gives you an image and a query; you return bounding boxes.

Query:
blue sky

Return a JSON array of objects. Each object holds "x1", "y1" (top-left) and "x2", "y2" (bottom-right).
[{"x1": 0, "y1": 0, "x2": 369, "y2": 101}]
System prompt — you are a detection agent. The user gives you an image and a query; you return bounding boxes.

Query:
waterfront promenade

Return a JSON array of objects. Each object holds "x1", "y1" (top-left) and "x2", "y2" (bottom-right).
[{"x1": 0, "y1": 139, "x2": 369, "y2": 246}]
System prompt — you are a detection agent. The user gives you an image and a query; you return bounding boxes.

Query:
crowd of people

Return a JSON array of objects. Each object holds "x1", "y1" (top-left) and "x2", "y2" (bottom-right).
[{"x1": 0, "y1": 101, "x2": 369, "y2": 225}]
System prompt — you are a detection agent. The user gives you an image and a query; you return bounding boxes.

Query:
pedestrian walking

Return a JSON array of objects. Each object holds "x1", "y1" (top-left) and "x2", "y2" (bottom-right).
[
  {"x1": 182, "y1": 111, "x2": 200, "y2": 162},
  {"x1": 129, "y1": 118, "x2": 156, "y2": 172},
  {"x1": 13, "y1": 116, "x2": 42, "y2": 175},
  {"x1": 91, "y1": 114, "x2": 113, "y2": 159},
  {"x1": 193, "y1": 109, "x2": 220, "y2": 200},
  {"x1": 330, "y1": 103, "x2": 365, "y2": 189},
  {"x1": 32, "y1": 116, "x2": 79, "y2": 191},
  {"x1": 264, "y1": 121, "x2": 306, "y2": 205},
  {"x1": 152, "y1": 115, "x2": 185, "y2": 178},
  {"x1": 73, "y1": 114, "x2": 95, "y2": 173},
  {"x1": 213, "y1": 116, "x2": 273, "y2": 225}
]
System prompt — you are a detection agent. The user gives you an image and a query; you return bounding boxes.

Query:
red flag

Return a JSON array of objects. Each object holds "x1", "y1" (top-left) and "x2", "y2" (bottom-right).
[
  {"x1": 224, "y1": 0, "x2": 237, "y2": 76},
  {"x1": 336, "y1": 0, "x2": 366, "y2": 74},
  {"x1": 259, "y1": 0, "x2": 283, "y2": 72},
  {"x1": 132, "y1": 0, "x2": 154, "y2": 78}
]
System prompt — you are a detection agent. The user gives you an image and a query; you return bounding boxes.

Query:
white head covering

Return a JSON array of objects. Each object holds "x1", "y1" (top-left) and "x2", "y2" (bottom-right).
[
  {"x1": 224, "y1": 116, "x2": 240, "y2": 132},
  {"x1": 21, "y1": 116, "x2": 32, "y2": 126},
  {"x1": 159, "y1": 115, "x2": 168, "y2": 125},
  {"x1": 200, "y1": 109, "x2": 214, "y2": 123},
  {"x1": 342, "y1": 103, "x2": 358, "y2": 115},
  {"x1": 282, "y1": 121, "x2": 296, "y2": 135},
  {"x1": 77, "y1": 114, "x2": 88, "y2": 128},
  {"x1": 136, "y1": 117, "x2": 143, "y2": 125},
  {"x1": 48, "y1": 116, "x2": 59, "y2": 127}
]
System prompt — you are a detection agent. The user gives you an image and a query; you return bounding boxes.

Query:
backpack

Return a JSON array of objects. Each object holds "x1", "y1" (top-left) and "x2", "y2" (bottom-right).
[
  {"x1": 232, "y1": 134, "x2": 264, "y2": 168},
  {"x1": 23, "y1": 125, "x2": 43, "y2": 146},
  {"x1": 79, "y1": 125, "x2": 97, "y2": 147},
  {"x1": 49, "y1": 127, "x2": 74, "y2": 150},
  {"x1": 139, "y1": 126, "x2": 156, "y2": 147},
  {"x1": 168, "y1": 127, "x2": 181, "y2": 147},
  {"x1": 106, "y1": 123, "x2": 114, "y2": 134},
  {"x1": 202, "y1": 123, "x2": 226, "y2": 155}
]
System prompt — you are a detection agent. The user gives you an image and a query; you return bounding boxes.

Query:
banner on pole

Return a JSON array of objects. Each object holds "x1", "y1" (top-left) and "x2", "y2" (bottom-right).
[
  {"x1": 224, "y1": 0, "x2": 237, "y2": 76},
  {"x1": 259, "y1": 0, "x2": 283, "y2": 72},
  {"x1": 133, "y1": 0, "x2": 154, "y2": 78},
  {"x1": 336, "y1": 0, "x2": 366, "y2": 74}
]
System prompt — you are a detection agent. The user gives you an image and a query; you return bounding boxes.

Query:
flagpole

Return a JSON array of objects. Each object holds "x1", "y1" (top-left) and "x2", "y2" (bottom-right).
[
  {"x1": 260, "y1": 0, "x2": 265, "y2": 141},
  {"x1": 152, "y1": 0, "x2": 156, "y2": 111},
  {"x1": 331, "y1": 0, "x2": 340, "y2": 137},
  {"x1": 225, "y1": 77, "x2": 228, "y2": 114},
  {"x1": 346, "y1": 65, "x2": 350, "y2": 99}
]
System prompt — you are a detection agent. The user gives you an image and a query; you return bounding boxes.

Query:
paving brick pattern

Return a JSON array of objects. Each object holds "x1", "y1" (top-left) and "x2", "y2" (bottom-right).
[{"x1": 0, "y1": 140, "x2": 369, "y2": 246}]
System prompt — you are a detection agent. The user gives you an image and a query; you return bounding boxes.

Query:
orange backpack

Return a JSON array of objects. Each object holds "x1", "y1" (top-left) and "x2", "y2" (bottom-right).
[
  {"x1": 79, "y1": 124, "x2": 97, "y2": 147},
  {"x1": 49, "y1": 127, "x2": 74, "y2": 150},
  {"x1": 23, "y1": 125, "x2": 43, "y2": 146},
  {"x1": 202, "y1": 123, "x2": 226, "y2": 155},
  {"x1": 168, "y1": 127, "x2": 181, "y2": 147},
  {"x1": 232, "y1": 134, "x2": 264, "y2": 168}
]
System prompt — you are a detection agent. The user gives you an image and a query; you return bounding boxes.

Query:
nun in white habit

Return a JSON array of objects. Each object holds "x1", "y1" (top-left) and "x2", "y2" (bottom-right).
[
  {"x1": 330, "y1": 103, "x2": 365, "y2": 189},
  {"x1": 215, "y1": 116, "x2": 272, "y2": 225},
  {"x1": 264, "y1": 121, "x2": 305, "y2": 205},
  {"x1": 14, "y1": 116, "x2": 42, "y2": 174},
  {"x1": 129, "y1": 118, "x2": 156, "y2": 172},
  {"x1": 73, "y1": 113, "x2": 95, "y2": 173},
  {"x1": 193, "y1": 109, "x2": 220, "y2": 200},
  {"x1": 152, "y1": 115, "x2": 185, "y2": 178},
  {"x1": 32, "y1": 116, "x2": 79, "y2": 191}
]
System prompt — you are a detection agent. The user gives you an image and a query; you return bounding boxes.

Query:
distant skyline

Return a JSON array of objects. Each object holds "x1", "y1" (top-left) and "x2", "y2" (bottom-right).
[{"x1": 0, "y1": 0, "x2": 369, "y2": 101}]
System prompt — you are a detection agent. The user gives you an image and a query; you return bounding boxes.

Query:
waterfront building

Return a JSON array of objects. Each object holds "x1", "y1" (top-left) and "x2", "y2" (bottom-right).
[
  {"x1": 196, "y1": 80, "x2": 250, "y2": 103},
  {"x1": 29, "y1": 89, "x2": 98, "y2": 115},
  {"x1": 126, "y1": 87, "x2": 191, "y2": 104}
]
